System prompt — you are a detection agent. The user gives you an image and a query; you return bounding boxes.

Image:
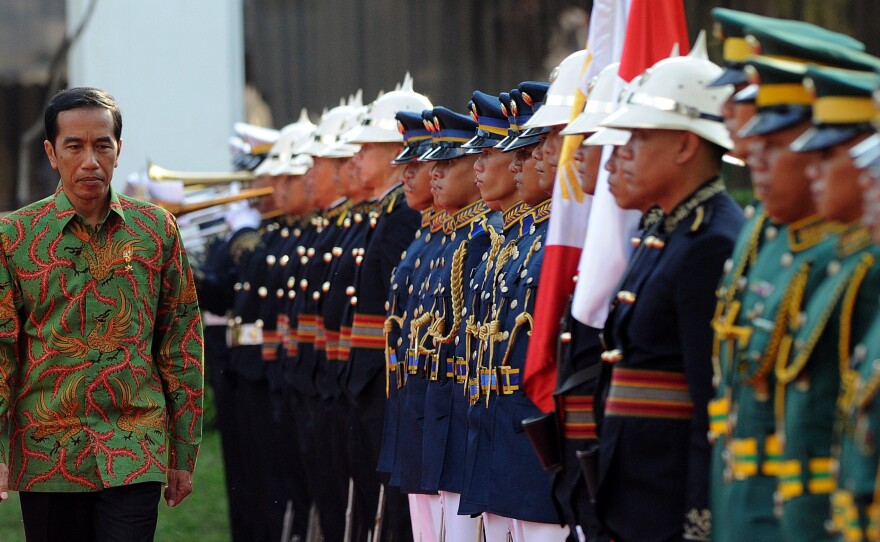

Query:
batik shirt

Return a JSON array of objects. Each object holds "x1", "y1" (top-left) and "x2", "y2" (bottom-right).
[{"x1": 0, "y1": 186, "x2": 204, "y2": 492}]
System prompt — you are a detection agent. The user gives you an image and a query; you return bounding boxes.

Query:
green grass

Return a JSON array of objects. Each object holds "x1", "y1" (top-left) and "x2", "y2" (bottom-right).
[{"x1": 0, "y1": 429, "x2": 231, "y2": 542}]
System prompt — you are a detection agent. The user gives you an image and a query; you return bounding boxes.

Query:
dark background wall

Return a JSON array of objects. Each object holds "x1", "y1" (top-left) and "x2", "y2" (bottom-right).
[{"x1": 3, "y1": 0, "x2": 880, "y2": 211}]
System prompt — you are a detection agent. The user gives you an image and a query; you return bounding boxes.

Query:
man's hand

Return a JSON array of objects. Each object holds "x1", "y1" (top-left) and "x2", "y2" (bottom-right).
[
  {"x1": 0, "y1": 463, "x2": 8, "y2": 502},
  {"x1": 164, "y1": 468, "x2": 193, "y2": 508}
]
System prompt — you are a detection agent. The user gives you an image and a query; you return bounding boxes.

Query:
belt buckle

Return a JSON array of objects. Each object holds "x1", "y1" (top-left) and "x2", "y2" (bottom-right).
[
  {"x1": 496, "y1": 366, "x2": 519, "y2": 395},
  {"x1": 468, "y1": 377, "x2": 480, "y2": 406},
  {"x1": 429, "y1": 352, "x2": 440, "y2": 381},
  {"x1": 454, "y1": 357, "x2": 468, "y2": 384},
  {"x1": 406, "y1": 348, "x2": 420, "y2": 375}
]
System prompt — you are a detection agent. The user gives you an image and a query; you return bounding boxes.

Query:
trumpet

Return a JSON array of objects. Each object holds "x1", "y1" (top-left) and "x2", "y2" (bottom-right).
[
  {"x1": 154, "y1": 186, "x2": 275, "y2": 215},
  {"x1": 147, "y1": 161, "x2": 254, "y2": 185}
]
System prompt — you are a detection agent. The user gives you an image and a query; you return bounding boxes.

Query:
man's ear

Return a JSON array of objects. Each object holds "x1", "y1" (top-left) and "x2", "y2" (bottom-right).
[
  {"x1": 115, "y1": 138, "x2": 123, "y2": 168},
  {"x1": 675, "y1": 131, "x2": 701, "y2": 165},
  {"x1": 43, "y1": 140, "x2": 58, "y2": 170}
]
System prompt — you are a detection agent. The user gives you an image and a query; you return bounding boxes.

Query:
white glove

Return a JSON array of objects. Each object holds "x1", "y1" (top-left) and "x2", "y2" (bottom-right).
[{"x1": 224, "y1": 202, "x2": 261, "y2": 232}]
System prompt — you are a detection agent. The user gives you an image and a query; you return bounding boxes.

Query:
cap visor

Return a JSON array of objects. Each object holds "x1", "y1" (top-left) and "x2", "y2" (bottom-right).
[
  {"x1": 462, "y1": 134, "x2": 501, "y2": 150},
  {"x1": 708, "y1": 67, "x2": 746, "y2": 88},
  {"x1": 738, "y1": 106, "x2": 811, "y2": 138},
  {"x1": 503, "y1": 135, "x2": 541, "y2": 153},
  {"x1": 733, "y1": 84, "x2": 758, "y2": 104},
  {"x1": 791, "y1": 125, "x2": 871, "y2": 153},
  {"x1": 851, "y1": 133, "x2": 880, "y2": 169}
]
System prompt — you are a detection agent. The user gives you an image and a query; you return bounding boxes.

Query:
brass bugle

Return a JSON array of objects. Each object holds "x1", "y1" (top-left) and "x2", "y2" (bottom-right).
[
  {"x1": 156, "y1": 186, "x2": 274, "y2": 215},
  {"x1": 147, "y1": 161, "x2": 254, "y2": 185}
]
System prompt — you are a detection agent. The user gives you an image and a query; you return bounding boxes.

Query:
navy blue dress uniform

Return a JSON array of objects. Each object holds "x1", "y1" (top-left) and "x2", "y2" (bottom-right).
[
  {"x1": 397, "y1": 208, "x2": 451, "y2": 494},
  {"x1": 377, "y1": 110, "x2": 439, "y2": 490},
  {"x1": 597, "y1": 179, "x2": 744, "y2": 542},
  {"x1": 285, "y1": 198, "x2": 352, "y2": 542},
  {"x1": 776, "y1": 65, "x2": 880, "y2": 542},
  {"x1": 225, "y1": 216, "x2": 297, "y2": 542},
  {"x1": 344, "y1": 181, "x2": 420, "y2": 542},
  {"x1": 416, "y1": 107, "x2": 492, "y2": 500}
]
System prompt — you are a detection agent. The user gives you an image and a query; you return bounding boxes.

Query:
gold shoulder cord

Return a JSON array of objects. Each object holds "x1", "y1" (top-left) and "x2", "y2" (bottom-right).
[
  {"x1": 711, "y1": 213, "x2": 767, "y2": 386},
  {"x1": 774, "y1": 253, "x2": 875, "y2": 428},
  {"x1": 837, "y1": 254, "x2": 875, "y2": 416},
  {"x1": 747, "y1": 262, "x2": 811, "y2": 386},
  {"x1": 384, "y1": 296, "x2": 405, "y2": 398},
  {"x1": 497, "y1": 236, "x2": 543, "y2": 370},
  {"x1": 435, "y1": 241, "x2": 467, "y2": 345}
]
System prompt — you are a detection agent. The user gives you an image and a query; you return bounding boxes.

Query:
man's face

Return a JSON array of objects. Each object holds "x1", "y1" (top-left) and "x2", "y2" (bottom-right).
[
  {"x1": 721, "y1": 86, "x2": 757, "y2": 162},
  {"x1": 538, "y1": 126, "x2": 565, "y2": 192},
  {"x1": 745, "y1": 121, "x2": 817, "y2": 223},
  {"x1": 807, "y1": 134, "x2": 871, "y2": 224},
  {"x1": 430, "y1": 155, "x2": 480, "y2": 212},
  {"x1": 44, "y1": 107, "x2": 121, "y2": 210},
  {"x1": 354, "y1": 142, "x2": 397, "y2": 193},
  {"x1": 613, "y1": 128, "x2": 680, "y2": 211},
  {"x1": 859, "y1": 169, "x2": 880, "y2": 243},
  {"x1": 474, "y1": 147, "x2": 517, "y2": 205},
  {"x1": 401, "y1": 160, "x2": 433, "y2": 211},
  {"x1": 512, "y1": 146, "x2": 546, "y2": 206},
  {"x1": 573, "y1": 143, "x2": 603, "y2": 196},
  {"x1": 305, "y1": 157, "x2": 338, "y2": 209},
  {"x1": 283, "y1": 174, "x2": 309, "y2": 215}
]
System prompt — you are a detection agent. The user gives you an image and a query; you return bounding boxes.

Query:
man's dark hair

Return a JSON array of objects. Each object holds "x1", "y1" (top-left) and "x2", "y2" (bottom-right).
[{"x1": 44, "y1": 87, "x2": 123, "y2": 146}]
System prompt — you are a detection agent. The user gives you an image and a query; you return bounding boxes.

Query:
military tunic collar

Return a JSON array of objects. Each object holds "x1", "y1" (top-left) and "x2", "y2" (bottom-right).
[
  {"x1": 660, "y1": 177, "x2": 726, "y2": 234},
  {"x1": 420, "y1": 209, "x2": 434, "y2": 228},
  {"x1": 447, "y1": 200, "x2": 490, "y2": 234},
  {"x1": 836, "y1": 223, "x2": 873, "y2": 259},
  {"x1": 530, "y1": 199, "x2": 552, "y2": 225},
  {"x1": 786, "y1": 214, "x2": 835, "y2": 253},
  {"x1": 502, "y1": 200, "x2": 530, "y2": 231}
]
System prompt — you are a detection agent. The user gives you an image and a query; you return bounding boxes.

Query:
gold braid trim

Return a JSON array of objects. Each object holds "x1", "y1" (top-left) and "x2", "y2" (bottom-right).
[
  {"x1": 746, "y1": 262, "x2": 810, "y2": 385},
  {"x1": 499, "y1": 290, "x2": 534, "y2": 368},
  {"x1": 837, "y1": 253, "x2": 875, "y2": 415},
  {"x1": 436, "y1": 241, "x2": 467, "y2": 344},
  {"x1": 712, "y1": 213, "x2": 766, "y2": 384}
]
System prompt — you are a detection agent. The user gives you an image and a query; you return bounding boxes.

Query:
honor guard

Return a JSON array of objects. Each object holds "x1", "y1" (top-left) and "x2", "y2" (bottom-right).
[
  {"x1": 779, "y1": 63, "x2": 880, "y2": 542},
  {"x1": 595, "y1": 43, "x2": 744, "y2": 542},
  {"x1": 378, "y1": 109, "x2": 444, "y2": 542},
  {"x1": 343, "y1": 74, "x2": 431, "y2": 542},
  {"x1": 707, "y1": 37, "x2": 863, "y2": 540},
  {"x1": 833, "y1": 111, "x2": 880, "y2": 542},
  {"x1": 416, "y1": 105, "x2": 492, "y2": 541},
  {"x1": 458, "y1": 88, "x2": 534, "y2": 540},
  {"x1": 286, "y1": 100, "x2": 359, "y2": 542}
]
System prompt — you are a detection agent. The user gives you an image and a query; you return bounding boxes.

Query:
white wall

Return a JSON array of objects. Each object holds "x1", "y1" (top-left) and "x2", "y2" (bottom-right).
[{"x1": 66, "y1": 0, "x2": 245, "y2": 188}]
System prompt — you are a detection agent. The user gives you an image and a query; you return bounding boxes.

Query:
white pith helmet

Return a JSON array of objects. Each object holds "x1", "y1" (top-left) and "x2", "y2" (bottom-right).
[
  {"x1": 232, "y1": 122, "x2": 280, "y2": 155},
  {"x1": 273, "y1": 153, "x2": 314, "y2": 176},
  {"x1": 600, "y1": 32, "x2": 734, "y2": 149},
  {"x1": 296, "y1": 99, "x2": 364, "y2": 157},
  {"x1": 561, "y1": 62, "x2": 621, "y2": 136},
  {"x1": 320, "y1": 90, "x2": 367, "y2": 158},
  {"x1": 255, "y1": 109, "x2": 317, "y2": 176},
  {"x1": 342, "y1": 73, "x2": 433, "y2": 144},
  {"x1": 524, "y1": 49, "x2": 589, "y2": 129}
]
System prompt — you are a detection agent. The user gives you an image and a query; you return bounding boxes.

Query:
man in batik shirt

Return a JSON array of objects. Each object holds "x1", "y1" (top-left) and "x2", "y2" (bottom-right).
[{"x1": 0, "y1": 87, "x2": 204, "y2": 542}]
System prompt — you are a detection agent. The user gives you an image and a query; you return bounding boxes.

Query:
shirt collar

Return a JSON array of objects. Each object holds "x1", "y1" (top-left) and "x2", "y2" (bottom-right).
[{"x1": 53, "y1": 183, "x2": 126, "y2": 234}]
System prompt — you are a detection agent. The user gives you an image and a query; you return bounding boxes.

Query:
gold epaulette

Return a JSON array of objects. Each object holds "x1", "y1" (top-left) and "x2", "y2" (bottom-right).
[{"x1": 229, "y1": 229, "x2": 262, "y2": 267}]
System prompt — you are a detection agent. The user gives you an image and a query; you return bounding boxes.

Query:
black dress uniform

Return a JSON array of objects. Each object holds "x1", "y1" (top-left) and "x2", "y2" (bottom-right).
[
  {"x1": 597, "y1": 179, "x2": 744, "y2": 542},
  {"x1": 192, "y1": 229, "x2": 249, "y2": 542},
  {"x1": 345, "y1": 182, "x2": 420, "y2": 542},
  {"x1": 227, "y1": 217, "x2": 293, "y2": 542},
  {"x1": 285, "y1": 198, "x2": 352, "y2": 542}
]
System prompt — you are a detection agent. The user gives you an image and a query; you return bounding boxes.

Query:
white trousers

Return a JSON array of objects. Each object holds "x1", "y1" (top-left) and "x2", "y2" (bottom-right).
[{"x1": 439, "y1": 490, "x2": 481, "y2": 542}]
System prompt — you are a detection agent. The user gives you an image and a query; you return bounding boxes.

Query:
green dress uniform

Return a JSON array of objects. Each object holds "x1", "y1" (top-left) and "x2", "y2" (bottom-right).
[
  {"x1": 710, "y1": 208, "x2": 838, "y2": 542},
  {"x1": 834, "y1": 307, "x2": 880, "y2": 541}
]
